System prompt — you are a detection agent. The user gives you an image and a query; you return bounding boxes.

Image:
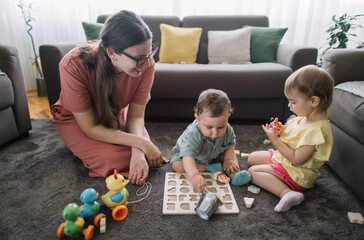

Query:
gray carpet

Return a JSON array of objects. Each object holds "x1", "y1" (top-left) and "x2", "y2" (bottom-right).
[{"x1": 0, "y1": 119, "x2": 363, "y2": 240}]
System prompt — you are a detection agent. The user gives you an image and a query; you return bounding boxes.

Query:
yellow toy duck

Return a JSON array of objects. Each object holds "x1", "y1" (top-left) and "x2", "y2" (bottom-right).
[{"x1": 101, "y1": 169, "x2": 129, "y2": 209}]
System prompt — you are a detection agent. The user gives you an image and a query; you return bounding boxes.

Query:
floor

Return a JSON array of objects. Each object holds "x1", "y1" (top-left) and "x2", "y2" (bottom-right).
[{"x1": 26, "y1": 89, "x2": 51, "y2": 119}]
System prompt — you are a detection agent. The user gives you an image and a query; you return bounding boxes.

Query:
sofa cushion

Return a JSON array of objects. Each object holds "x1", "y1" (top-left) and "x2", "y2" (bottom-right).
[
  {"x1": 0, "y1": 74, "x2": 14, "y2": 109},
  {"x1": 246, "y1": 26, "x2": 288, "y2": 63},
  {"x1": 82, "y1": 22, "x2": 103, "y2": 41},
  {"x1": 158, "y1": 24, "x2": 202, "y2": 64},
  {"x1": 154, "y1": 63, "x2": 292, "y2": 99},
  {"x1": 207, "y1": 28, "x2": 251, "y2": 64},
  {"x1": 328, "y1": 87, "x2": 364, "y2": 145},
  {"x1": 182, "y1": 15, "x2": 269, "y2": 64}
]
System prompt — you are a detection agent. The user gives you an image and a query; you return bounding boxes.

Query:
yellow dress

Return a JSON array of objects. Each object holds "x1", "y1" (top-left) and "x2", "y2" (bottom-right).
[{"x1": 271, "y1": 117, "x2": 333, "y2": 189}]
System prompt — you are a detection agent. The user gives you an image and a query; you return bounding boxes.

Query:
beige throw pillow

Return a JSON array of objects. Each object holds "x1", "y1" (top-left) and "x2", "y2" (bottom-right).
[{"x1": 208, "y1": 27, "x2": 252, "y2": 64}]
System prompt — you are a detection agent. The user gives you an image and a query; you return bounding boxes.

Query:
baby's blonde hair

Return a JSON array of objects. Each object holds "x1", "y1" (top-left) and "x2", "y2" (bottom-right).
[
  {"x1": 284, "y1": 65, "x2": 334, "y2": 112},
  {"x1": 194, "y1": 89, "x2": 233, "y2": 117}
]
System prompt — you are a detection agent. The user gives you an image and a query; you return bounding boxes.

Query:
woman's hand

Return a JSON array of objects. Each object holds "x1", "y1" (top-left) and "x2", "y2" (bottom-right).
[
  {"x1": 141, "y1": 139, "x2": 163, "y2": 167},
  {"x1": 129, "y1": 149, "x2": 149, "y2": 186}
]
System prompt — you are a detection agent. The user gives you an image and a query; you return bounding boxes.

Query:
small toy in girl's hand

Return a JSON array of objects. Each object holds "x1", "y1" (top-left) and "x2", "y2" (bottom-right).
[{"x1": 268, "y1": 117, "x2": 281, "y2": 133}]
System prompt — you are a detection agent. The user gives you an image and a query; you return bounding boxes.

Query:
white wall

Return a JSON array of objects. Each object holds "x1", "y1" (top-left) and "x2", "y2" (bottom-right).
[{"x1": 1, "y1": 0, "x2": 364, "y2": 91}]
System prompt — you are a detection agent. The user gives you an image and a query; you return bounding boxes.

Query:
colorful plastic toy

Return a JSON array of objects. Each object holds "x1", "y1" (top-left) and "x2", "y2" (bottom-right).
[
  {"x1": 57, "y1": 203, "x2": 94, "y2": 240},
  {"x1": 268, "y1": 117, "x2": 281, "y2": 133},
  {"x1": 80, "y1": 188, "x2": 106, "y2": 227},
  {"x1": 101, "y1": 169, "x2": 129, "y2": 221}
]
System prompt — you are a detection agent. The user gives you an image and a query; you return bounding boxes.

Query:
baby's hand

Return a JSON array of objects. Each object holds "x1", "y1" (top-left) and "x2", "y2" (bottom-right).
[
  {"x1": 190, "y1": 174, "x2": 207, "y2": 193},
  {"x1": 223, "y1": 159, "x2": 240, "y2": 176}
]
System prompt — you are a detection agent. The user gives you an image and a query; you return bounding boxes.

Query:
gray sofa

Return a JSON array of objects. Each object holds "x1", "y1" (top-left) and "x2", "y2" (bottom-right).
[
  {"x1": 0, "y1": 45, "x2": 32, "y2": 147},
  {"x1": 323, "y1": 49, "x2": 364, "y2": 201},
  {"x1": 40, "y1": 14, "x2": 318, "y2": 121}
]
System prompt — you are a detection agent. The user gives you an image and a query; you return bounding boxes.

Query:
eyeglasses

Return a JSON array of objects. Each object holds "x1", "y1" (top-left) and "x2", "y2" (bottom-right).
[{"x1": 119, "y1": 43, "x2": 159, "y2": 67}]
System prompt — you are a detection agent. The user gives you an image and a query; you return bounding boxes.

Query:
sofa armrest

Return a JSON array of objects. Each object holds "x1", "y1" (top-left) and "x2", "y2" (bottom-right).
[
  {"x1": 0, "y1": 44, "x2": 32, "y2": 136},
  {"x1": 276, "y1": 44, "x2": 318, "y2": 71},
  {"x1": 322, "y1": 49, "x2": 364, "y2": 85},
  {"x1": 40, "y1": 43, "x2": 77, "y2": 108}
]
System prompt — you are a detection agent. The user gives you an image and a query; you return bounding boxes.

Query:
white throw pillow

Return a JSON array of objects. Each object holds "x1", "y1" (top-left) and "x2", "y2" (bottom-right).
[{"x1": 208, "y1": 27, "x2": 252, "y2": 64}]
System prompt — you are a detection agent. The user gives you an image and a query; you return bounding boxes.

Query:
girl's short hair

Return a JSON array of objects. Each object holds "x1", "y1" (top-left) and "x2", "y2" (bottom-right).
[
  {"x1": 194, "y1": 89, "x2": 233, "y2": 117},
  {"x1": 284, "y1": 65, "x2": 334, "y2": 112}
]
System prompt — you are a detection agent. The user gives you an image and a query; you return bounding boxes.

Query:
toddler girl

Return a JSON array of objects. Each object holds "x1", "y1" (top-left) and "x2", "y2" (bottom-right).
[{"x1": 248, "y1": 65, "x2": 334, "y2": 212}]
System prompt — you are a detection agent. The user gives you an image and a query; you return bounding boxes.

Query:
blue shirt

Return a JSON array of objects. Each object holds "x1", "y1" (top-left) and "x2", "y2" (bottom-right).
[{"x1": 171, "y1": 120, "x2": 236, "y2": 164}]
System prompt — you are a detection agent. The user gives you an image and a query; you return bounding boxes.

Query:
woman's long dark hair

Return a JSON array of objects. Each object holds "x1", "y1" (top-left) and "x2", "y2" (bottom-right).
[{"x1": 79, "y1": 10, "x2": 152, "y2": 129}]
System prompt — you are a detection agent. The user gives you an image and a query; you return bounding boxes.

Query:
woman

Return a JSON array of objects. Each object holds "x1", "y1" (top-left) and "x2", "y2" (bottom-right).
[{"x1": 52, "y1": 10, "x2": 163, "y2": 185}]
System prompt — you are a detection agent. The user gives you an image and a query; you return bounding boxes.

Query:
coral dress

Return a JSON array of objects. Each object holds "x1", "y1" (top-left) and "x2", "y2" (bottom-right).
[{"x1": 51, "y1": 48, "x2": 155, "y2": 178}]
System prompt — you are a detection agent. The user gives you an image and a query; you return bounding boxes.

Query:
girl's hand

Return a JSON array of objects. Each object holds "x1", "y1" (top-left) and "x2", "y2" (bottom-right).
[
  {"x1": 190, "y1": 174, "x2": 207, "y2": 193},
  {"x1": 262, "y1": 123, "x2": 279, "y2": 142},
  {"x1": 223, "y1": 159, "x2": 240, "y2": 176},
  {"x1": 141, "y1": 139, "x2": 163, "y2": 167},
  {"x1": 129, "y1": 154, "x2": 149, "y2": 186}
]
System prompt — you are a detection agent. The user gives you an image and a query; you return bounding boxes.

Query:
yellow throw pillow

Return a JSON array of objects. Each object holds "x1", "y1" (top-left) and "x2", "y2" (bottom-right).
[{"x1": 158, "y1": 24, "x2": 203, "y2": 64}]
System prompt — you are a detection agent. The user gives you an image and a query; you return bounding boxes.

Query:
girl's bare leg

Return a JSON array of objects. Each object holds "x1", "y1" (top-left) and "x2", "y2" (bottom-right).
[
  {"x1": 248, "y1": 164, "x2": 304, "y2": 212},
  {"x1": 247, "y1": 150, "x2": 271, "y2": 166}
]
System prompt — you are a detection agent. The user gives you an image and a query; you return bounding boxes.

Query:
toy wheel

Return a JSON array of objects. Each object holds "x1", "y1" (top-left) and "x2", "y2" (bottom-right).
[
  {"x1": 57, "y1": 222, "x2": 65, "y2": 238},
  {"x1": 83, "y1": 225, "x2": 94, "y2": 240},
  {"x1": 94, "y1": 213, "x2": 106, "y2": 227},
  {"x1": 112, "y1": 205, "x2": 128, "y2": 221}
]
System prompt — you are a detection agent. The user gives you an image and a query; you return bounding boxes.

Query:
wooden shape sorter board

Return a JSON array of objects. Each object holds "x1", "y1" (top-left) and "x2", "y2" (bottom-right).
[{"x1": 162, "y1": 172, "x2": 239, "y2": 215}]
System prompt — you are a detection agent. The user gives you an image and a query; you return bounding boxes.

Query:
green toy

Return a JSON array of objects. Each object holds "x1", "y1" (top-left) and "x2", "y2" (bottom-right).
[{"x1": 57, "y1": 203, "x2": 94, "y2": 240}]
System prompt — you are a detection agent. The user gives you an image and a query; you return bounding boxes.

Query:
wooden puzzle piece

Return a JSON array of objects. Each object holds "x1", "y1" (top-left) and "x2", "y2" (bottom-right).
[
  {"x1": 214, "y1": 171, "x2": 223, "y2": 180},
  {"x1": 263, "y1": 139, "x2": 271, "y2": 145},
  {"x1": 213, "y1": 171, "x2": 230, "y2": 183},
  {"x1": 240, "y1": 153, "x2": 249, "y2": 158},
  {"x1": 235, "y1": 150, "x2": 240, "y2": 156},
  {"x1": 207, "y1": 187, "x2": 217, "y2": 193},
  {"x1": 180, "y1": 187, "x2": 189, "y2": 193},
  {"x1": 348, "y1": 212, "x2": 364, "y2": 224},
  {"x1": 248, "y1": 185, "x2": 260, "y2": 194},
  {"x1": 100, "y1": 217, "x2": 106, "y2": 233},
  {"x1": 168, "y1": 187, "x2": 176, "y2": 193},
  {"x1": 179, "y1": 174, "x2": 186, "y2": 179},
  {"x1": 244, "y1": 197, "x2": 254, "y2": 208}
]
